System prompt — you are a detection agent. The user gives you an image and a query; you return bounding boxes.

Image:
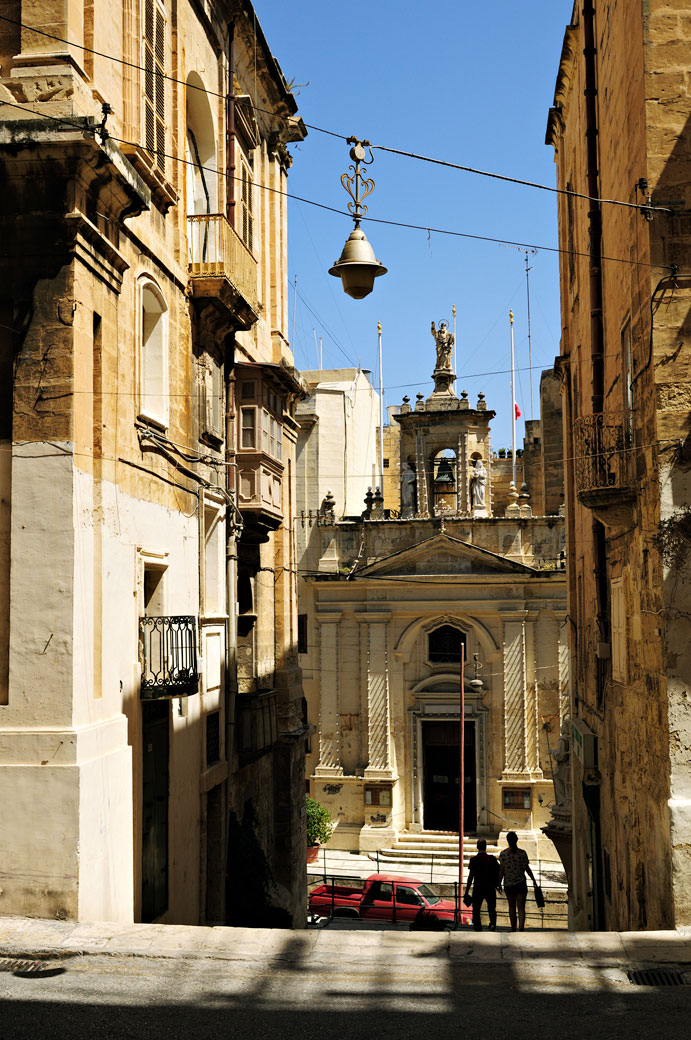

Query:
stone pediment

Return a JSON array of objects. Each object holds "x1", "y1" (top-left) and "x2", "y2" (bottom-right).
[{"x1": 356, "y1": 533, "x2": 537, "y2": 578}]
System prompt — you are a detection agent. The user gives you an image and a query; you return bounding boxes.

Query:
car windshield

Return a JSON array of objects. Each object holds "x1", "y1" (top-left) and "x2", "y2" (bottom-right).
[{"x1": 417, "y1": 883, "x2": 441, "y2": 905}]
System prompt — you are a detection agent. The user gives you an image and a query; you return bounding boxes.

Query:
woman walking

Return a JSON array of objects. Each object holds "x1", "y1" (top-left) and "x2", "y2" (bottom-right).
[{"x1": 498, "y1": 831, "x2": 537, "y2": 931}]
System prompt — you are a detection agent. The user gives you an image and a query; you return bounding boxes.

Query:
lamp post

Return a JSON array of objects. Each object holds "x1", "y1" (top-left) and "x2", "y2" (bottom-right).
[
  {"x1": 329, "y1": 138, "x2": 387, "y2": 299},
  {"x1": 459, "y1": 653, "x2": 483, "y2": 921}
]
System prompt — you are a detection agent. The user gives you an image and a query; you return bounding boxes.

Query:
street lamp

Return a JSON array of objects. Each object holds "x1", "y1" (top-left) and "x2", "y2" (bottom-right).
[{"x1": 329, "y1": 138, "x2": 387, "y2": 299}]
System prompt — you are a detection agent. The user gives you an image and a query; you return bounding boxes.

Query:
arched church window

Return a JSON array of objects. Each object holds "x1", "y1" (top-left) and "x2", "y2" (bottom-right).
[{"x1": 428, "y1": 625, "x2": 465, "y2": 665}]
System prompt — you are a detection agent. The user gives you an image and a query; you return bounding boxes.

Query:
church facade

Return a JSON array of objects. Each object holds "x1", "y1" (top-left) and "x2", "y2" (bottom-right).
[{"x1": 297, "y1": 328, "x2": 568, "y2": 858}]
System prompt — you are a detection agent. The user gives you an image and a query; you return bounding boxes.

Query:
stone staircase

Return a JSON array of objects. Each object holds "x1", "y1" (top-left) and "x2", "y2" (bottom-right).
[{"x1": 368, "y1": 832, "x2": 501, "y2": 867}]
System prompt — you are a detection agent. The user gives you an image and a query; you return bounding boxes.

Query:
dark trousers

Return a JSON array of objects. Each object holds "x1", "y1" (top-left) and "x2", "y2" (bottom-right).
[{"x1": 472, "y1": 888, "x2": 497, "y2": 930}]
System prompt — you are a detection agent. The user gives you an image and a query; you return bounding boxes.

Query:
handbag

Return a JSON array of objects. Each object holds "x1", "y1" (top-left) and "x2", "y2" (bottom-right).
[{"x1": 533, "y1": 884, "x2": 545, "y2": 909}]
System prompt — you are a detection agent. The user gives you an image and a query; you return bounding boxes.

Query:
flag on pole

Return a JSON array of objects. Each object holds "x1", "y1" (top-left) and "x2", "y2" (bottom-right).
[{"x1": 514, "y1": 402, "x2": 522, "y2": 420}]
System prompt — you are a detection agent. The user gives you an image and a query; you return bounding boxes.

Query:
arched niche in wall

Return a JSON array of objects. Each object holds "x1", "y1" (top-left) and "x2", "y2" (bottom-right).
[
  {"x1": 432, "y1": 448, "x2": 456, "y2": 512},
  {"x1": 186, "y1": 72, "x2": 218, "y2": 215}
]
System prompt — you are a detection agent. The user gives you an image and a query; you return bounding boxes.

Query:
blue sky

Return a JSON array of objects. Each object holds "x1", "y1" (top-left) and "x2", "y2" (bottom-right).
[{"x1": 254, "y1": 2, "x2": 573, "y2": 450}]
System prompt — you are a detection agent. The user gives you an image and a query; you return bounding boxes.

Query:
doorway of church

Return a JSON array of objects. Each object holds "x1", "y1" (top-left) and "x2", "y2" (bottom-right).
[{"x1": 422, "y1": 721, "x2": 477, "y2": 832}]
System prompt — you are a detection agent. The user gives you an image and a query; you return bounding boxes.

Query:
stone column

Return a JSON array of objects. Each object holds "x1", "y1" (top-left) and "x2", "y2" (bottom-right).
[
  {"x1": 502, "y1": 616, "x2": 529, "y2": 777},
  {"x1": 524, "y1": 614, "x2": 543, "y2": 777},
  {"x1": 558, "y1": 619, "x2": 571, "y2": 722},
  {"x1": 314, "y1": 612, "x2": 343, "y2": 776},
  {"x1": 362, "y1": 614, "x2": 394, "y2": 779},
  {"x1": 458, "y1": 432, "x2": 468, "y2": 514},
  {"x1": 502, "y1": 613, "x2": 543, "y2": 781}
]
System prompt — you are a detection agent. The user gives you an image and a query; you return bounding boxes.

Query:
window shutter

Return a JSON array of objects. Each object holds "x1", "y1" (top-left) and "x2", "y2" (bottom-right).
[
  {"x1": 143, "y1": 0, "x2": 165, "y2": 173},
  {"x1": 241, "y1": 162, "x2": 253, "y2": 253}
]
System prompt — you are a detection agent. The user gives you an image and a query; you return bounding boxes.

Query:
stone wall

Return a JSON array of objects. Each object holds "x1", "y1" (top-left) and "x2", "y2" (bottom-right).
[{"x1": 547, "y1": 0, "x2": 691, "y2": 929}]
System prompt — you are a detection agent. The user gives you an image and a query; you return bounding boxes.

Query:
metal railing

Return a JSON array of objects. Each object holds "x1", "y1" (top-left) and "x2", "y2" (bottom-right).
[
  {"x1": 187, "y1": 213, "x2": 258, "y2": 313},
  {"x1": 307, "y1": 871, "x2": 568, "y2": 930},
  {"x1": 139, "y1": 615, "x2": 199, "y2": 698},
  {"x1": 573, "y1": 411, "x2": 634, "y2": 494}
]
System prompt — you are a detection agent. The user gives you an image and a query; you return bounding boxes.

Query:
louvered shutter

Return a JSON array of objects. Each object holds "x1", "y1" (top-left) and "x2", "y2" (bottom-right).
[
  {"x1": 143, "y1": 0, "x2": 166, "y2": 172},
  {"x1": 241, "y1": 161, "x2": 253, "y2": 253}
]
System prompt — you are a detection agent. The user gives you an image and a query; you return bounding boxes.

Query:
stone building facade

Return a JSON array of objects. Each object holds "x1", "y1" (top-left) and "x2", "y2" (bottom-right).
[
  {"x1": 0, "y1": 0, "x2": 308, "y2": 926},
  {"x1": 297, "y1": 330, "x2": 568, "y2": 859},
  {"x1": 547, "y1": 1, "x2": 691, "y2": 929}
]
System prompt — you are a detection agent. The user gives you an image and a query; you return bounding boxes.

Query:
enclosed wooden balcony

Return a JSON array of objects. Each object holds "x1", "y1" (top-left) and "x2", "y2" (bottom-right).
[
  {"x1": 187, "y1": 213, "x2": 258, "y2": 330},
  {"x1": 573, "y1": 411, "x2": 636, "y2": 525}
]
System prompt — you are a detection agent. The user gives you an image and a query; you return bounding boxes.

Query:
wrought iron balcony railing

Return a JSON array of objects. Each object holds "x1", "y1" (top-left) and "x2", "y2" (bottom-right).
[
  {"x1": 573, "y1": 411, "x2": 634, "y2": 496},
  {"x1": 139, "y1": 615, "x2": 199, "y2": 698},
  {"x1": 187, "y1": 213, "x2": 258, "y2": 314}
]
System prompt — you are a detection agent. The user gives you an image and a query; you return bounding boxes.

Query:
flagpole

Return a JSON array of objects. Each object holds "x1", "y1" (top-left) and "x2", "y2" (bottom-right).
[
  {"x1": 510, "y1": 310, "x2": 517, "y2": 486},
  {"x1": 378, "y1": 321, "x2": 384, "y2": 493}
]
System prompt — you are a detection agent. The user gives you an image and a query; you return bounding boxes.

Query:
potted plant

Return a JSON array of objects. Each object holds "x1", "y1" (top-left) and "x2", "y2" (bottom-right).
[{"x1": 306, "y1": 796, "x2": 333, "y2": 863}]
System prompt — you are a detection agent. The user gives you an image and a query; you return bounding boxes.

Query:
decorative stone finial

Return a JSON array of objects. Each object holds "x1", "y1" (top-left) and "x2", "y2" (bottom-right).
[
  {"x1": 320, "y1": 489, "x2": 336, "y2": 520},
  {"x1": 519, "y1": 482, "x2": 532, "y2": 517},
  {"x1": 477, "y1": 392, "x2": 486, "y2": 411},
  {"x1": 505, "y1": 480, "x2": 521, "y2": 517},
  {"x1": 371, "y1": 486, "x2": 384, "y2": 519}
]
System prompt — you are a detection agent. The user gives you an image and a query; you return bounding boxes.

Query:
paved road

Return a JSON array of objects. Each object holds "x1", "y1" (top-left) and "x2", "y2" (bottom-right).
[{"x1": 2, "y1": 937, "x2": 691, "y2": 1040}]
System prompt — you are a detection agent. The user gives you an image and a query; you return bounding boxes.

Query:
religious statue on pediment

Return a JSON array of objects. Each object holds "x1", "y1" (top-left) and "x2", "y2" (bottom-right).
[{"x1": 431, "y1": 320, "x2": 454, "y2": 371}]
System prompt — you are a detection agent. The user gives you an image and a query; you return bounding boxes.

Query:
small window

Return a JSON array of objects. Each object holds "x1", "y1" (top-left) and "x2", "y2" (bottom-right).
[
  {"x1": 241, "y1": 381, "x2": 256, "y2": 401},
  {"x1": 203, "y1": 504, "x2": 223, "y2": 615},
  {"x1": 140, "y1": 282, "x2": 168, "y2": 426},
  {"x1": 396, "y1": 886, "x2": 423, "y2": 906},
  {"x1": 364, "y1": 786, "x2": 391, "y2": 807},
  {"x1": 206, "y1": 710, "x2": 220, "y2": 766},
  {"x1": 364, "y1": 881, "x2": 392, "y2": 902},
  {"x1": 502, "y1": 788, "x2": 531, "y2": 810},
  {"x1": 297, "y1": 614, "x2": 308, "y2": 654},
  {"x1": 240, "y1": 407, "x2": 256, "y2": 449},
  {"x1": 428, "y1": 625, "x2": 465, "y2": 665},
  {"x1": 383, "y1": 458, "x2": 390, "y2": 469},
  {"x1": 200, "y1": 358, "x2": 223, "y2": 440}
]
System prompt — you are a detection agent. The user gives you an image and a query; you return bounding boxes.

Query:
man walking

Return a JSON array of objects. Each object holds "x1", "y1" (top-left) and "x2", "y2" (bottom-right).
[
  {"x1": 498, "y1": 830, "x2": 537, "y2": 932},
  {"x1": 464, "y1": 838, "x2": 500, "y2": 931}
]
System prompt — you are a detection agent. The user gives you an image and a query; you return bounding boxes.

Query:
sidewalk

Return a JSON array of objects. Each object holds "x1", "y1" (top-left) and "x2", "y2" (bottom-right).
[{"x1": 1, "y1": 913, "x2": 690, "y2": 967}]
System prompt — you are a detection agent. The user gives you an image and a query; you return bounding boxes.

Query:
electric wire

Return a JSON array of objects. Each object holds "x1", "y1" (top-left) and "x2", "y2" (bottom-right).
[
  {"x1": 0, "y1": 12, "x2": 673, "y2": 217},
  {"x1": 0, "y1": 97, "x2": 671, "y2": 275}
]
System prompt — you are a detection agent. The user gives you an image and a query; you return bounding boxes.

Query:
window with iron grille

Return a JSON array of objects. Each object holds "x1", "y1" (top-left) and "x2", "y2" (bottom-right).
[
  {"x1": 206, "y1": 710, "x2": 220, "y2": 766},
  {"x1": 142, "y1": 0, "x2": 166, "y2": 173},
  {"x1": 428, "y1": 624, "x2": 465, "y2": 664}
]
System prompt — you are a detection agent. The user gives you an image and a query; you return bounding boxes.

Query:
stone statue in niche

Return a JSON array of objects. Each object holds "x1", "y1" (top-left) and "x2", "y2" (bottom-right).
[
  {"x1": 431, "y1": 320, "x2": 454, "y2": 371},
  {"x1": 550, "y1": 716, "x2": 571, "y2": 809},
  {"x1": 401, "y1": 461, "x2": 417, "y2": 516},
  {"x1": 469, "y1": 458, "x2": 487, "y2": 510}
]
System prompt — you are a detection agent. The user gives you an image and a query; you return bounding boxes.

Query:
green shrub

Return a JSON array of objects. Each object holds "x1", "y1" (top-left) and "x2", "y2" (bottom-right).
[{"x1": 306, "y1": 797, "x2": 333, "y2": 846}]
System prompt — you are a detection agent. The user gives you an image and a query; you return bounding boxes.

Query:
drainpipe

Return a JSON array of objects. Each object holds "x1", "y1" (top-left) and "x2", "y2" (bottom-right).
[
  {"x1": 225, "y1": 340, "x2": 239, "y2": 721},
  {"x1": 583, "y1": 1, "x2": 604, "y2": 416}
]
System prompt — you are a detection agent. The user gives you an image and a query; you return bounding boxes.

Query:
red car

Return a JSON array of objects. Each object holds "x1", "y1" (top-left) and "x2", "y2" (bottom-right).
[{"x1": 309, "y1": 873, "x2": 472, "y2": 927}]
